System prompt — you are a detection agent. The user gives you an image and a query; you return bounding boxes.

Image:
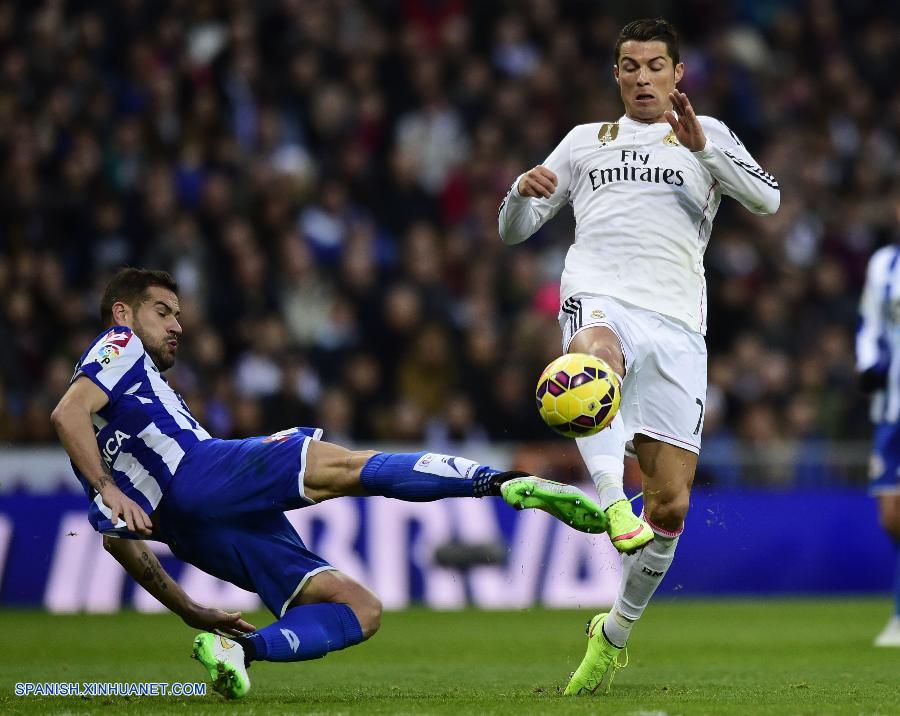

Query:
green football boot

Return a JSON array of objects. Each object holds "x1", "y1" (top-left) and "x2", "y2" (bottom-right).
[
  {"x1": 605, "y1": 499, "x2": 654, "y2": 553},
  {"x1": 192, "y1": 633, "x2": 251, "y2": 699},
  {"x1": 564, "y1": 613, "x2": 628, "y2": 696},
  {"x1": 500, "y1": 476, "x2": 608, "y2": 534}
]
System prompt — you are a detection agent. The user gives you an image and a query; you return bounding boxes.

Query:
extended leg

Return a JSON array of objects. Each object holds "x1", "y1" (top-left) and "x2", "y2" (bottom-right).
[
  {"x1": 302, "y1": 441, "x2": 500, "y2": 502},
  {"x1": 302, "y1": 440, "x2": 608, "y2": 531}
]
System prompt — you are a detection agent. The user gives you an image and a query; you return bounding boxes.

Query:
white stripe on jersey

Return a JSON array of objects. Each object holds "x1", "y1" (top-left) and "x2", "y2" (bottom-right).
[
  {"x1": 92, "y1": 493, "x2": 127, "y2": 529},
  {"x1": 145, "y1": 367, "x2": 211, "y2": 439},
  {"x1": 113, "y1": 449, "x2": 164, "y2": 507},
  {"x1": 125, "y1": 382, "x2": 153, "y2": 404},
  {"x1": 857, "y1": 245, "x2": 900, "y2": 423},
  {"x1": 136, "y1": 422, "x2": 186, "y2": 476},
  {"x1": 887, "y1": 351, "x2": 900, "y2": 422}
]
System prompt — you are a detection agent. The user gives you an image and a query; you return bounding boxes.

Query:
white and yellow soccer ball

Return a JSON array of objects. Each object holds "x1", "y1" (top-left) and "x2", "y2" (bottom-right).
[{"x1": 535, "y1": 353, "x2": 621, "y2": 438}]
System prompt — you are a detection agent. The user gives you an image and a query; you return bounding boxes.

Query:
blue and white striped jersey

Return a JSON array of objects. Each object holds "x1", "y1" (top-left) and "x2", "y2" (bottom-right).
[
  {"x1": 857, "y1": 245, "x2": 900, "y2": 423},
  {"x1": 71, "y1": 326, "x2": 211, "y2": 535}
]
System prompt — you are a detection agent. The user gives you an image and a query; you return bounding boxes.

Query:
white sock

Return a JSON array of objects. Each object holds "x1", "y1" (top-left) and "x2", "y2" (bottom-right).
[
  {"x1": 576, "y1": 413, "x2": 627, "y2": 509},
  {"x1": 604, "y1": 528, "x2": 680, "y2": 648}
]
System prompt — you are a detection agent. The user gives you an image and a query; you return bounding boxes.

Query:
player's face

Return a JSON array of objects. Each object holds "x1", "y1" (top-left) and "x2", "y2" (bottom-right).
[
  {"x1": 614, "y1": 40, "x2": 684, "y2": 123},
  {"x1": 129, "y1": 287, "x2": 182, "y2": 371}
]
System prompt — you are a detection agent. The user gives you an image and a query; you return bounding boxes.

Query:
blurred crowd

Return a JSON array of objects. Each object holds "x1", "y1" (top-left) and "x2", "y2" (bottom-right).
[{"x1": 1, "y1": 0, "x2": 898, "y2": 484}]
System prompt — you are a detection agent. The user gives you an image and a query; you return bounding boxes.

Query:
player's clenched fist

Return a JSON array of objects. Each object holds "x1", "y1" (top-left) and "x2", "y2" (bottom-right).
[{"x1": 518, "y1": 165, "x2": 558, "y2": 199}]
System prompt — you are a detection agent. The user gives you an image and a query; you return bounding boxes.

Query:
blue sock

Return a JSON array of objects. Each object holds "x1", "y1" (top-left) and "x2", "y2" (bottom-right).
[
  {"x1": 243, "y1": 603, "x2": 363, "y2": 662},
  {"x1": 360, "y1": 452, "x2": 499, "y2": 500}
]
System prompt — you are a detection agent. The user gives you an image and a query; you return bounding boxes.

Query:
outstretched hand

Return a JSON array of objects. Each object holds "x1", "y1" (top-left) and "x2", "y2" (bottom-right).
[{"x1": 664, "y1": 90, "x2": 707, "y2": 152}]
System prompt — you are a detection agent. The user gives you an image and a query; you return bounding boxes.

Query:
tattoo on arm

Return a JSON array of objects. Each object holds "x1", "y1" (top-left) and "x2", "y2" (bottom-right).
[{"x1": 139, "y1": 550, "x2": 169, "y2": 591}]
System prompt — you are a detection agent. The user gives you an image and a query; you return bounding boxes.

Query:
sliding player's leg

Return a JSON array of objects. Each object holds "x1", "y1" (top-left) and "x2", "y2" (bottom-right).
[
  {"x1": 303, "y1": 439, "x2": 500, "y2": 501},
  {"x1": 565, "y1": 437, "x2": 695, "y2": 696},
  {"x1": 173, "y1": 427, "x2": 551, "y2": 517},
  {"x1": 305, "y1": 439, "x2": 609, "y2": 532}
]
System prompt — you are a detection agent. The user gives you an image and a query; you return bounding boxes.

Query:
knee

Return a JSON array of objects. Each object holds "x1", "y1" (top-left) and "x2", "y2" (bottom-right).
[
  {"x1": 305, "y1": 445, "x2": 378, "y2": 501},
  {"x1": 646, "y1": 493, "x2": 690, "y2": 533},
  {"x1": 351, "y1": 590, "x2": 382, "y2": 640}
]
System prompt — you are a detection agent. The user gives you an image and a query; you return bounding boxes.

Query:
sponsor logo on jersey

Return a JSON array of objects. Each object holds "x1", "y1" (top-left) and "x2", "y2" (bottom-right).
[
  {"x1": 95, "y1": 329, "x2": 131, "y2": 365},
  {"x1": 97, "y1": 344, "x2": 121, "y2": 365},
  {"x1": 104, "y1": 329, "x2": 133, "y2": 348},
  {"x1": 588, "y1": 149, "x2": 685, "y2": 190},
  {"x1": 591, "y1": 309, "x2": 605, "y2": 319},
  {"x1": 597, "y1": 122, "x2": 619, "y2": 146},
  {"x1": 663, "y1": 129, "x2": 680, "y2": 146},
  {"x1": 101, "y1": 429, "x2": 131, "y2": 465}
]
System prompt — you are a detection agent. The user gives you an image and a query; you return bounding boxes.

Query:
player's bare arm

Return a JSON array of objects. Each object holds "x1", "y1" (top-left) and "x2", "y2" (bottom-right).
[
  {"x1": 664, "y1": 90, "x2": 706, "y2": 152},
  {"x1": 103, "y1": 535, "x2": 256, "y2": 637},
  {"x1": 517, "y1": 165, "x2": 558, "y2": 198},
  {"x1": 51, "y1": 377, "x2": 153, "y2": 535}
]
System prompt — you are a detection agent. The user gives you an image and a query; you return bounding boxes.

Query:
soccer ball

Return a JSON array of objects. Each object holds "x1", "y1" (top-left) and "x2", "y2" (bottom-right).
[{"x1": 535, "y1": 353, "x2": 621, "y2": 438}]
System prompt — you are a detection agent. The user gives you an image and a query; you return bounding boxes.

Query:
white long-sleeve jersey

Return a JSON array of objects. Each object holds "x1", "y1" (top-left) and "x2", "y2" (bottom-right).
[
  {"x1": 856, "y1": 245, "x2": 900, "y2": 423},
  {"x1": 498, "y1": 114, "x2": 780, "y2": 334}
]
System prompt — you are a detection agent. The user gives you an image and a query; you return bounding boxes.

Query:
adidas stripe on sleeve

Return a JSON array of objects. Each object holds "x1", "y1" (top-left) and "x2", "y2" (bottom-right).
[{"x1": 693, "y1": 119, "x2": 780, "y2": 215}]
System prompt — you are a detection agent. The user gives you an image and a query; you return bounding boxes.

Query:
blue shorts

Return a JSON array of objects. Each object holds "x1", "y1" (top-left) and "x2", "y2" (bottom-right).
[
  {"x1": 155, "y1": 427, "x2": 335, "y2": 616},
  {"x1": 870, "y1": 423, "x2": 900, "y2": 496}
]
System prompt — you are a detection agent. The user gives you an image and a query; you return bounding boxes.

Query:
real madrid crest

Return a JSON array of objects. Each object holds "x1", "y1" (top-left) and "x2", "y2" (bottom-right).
[
  {"x1": 597, "y1": 122, "x2": 619, "y2": 147},
  {"x1": 663, "y1": 129, "x2": 680, "y2": 146}
]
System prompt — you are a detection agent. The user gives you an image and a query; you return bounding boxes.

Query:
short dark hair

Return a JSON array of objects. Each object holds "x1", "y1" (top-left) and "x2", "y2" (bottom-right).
[
  {"x1": 615, "y1": 17, "x2": 680, "y2": 67},
  {"x1": 100, "y1": 268, "x2": 178, "y2": 325}
]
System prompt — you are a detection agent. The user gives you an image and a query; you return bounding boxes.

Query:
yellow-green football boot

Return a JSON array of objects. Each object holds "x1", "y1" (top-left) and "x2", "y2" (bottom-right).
[
  {"x1": 192, "y1": 633, "x2": 251, "y2": 699},
  {"x1": 500, "y1": 476, "x2": 608, "y2": 534},
  {"x1": 605, "y1": 499, "x2": 654, "y2": 553},
  {"x1": 564, "y1": 613, "x2": 628, "y2": 696}
]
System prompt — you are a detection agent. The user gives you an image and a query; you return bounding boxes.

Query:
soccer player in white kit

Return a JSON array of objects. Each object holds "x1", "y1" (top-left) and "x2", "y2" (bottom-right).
[{"x1": 498, "y1": 18, "x2": 780, "y2": 694}]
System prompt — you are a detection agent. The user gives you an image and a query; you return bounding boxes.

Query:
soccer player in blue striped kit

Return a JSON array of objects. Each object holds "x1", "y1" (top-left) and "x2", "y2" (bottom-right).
[
  {"x1": 51, "y1": 268, "x2": 607, "y2": 698},
  {"x1": 857, "y1": 238, "x2": 900, "y2": 647}
]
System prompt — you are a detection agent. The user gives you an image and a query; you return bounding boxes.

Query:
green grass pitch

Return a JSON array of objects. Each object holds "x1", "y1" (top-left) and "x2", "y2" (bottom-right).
[{"x1": 1, "y1": 599, "x2": 898, "y2": 714}]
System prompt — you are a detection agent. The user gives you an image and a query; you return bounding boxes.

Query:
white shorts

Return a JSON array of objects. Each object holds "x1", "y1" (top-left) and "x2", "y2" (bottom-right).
[{"x1": 559, "y1": 294, "x2": 708, "y2": 453}]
